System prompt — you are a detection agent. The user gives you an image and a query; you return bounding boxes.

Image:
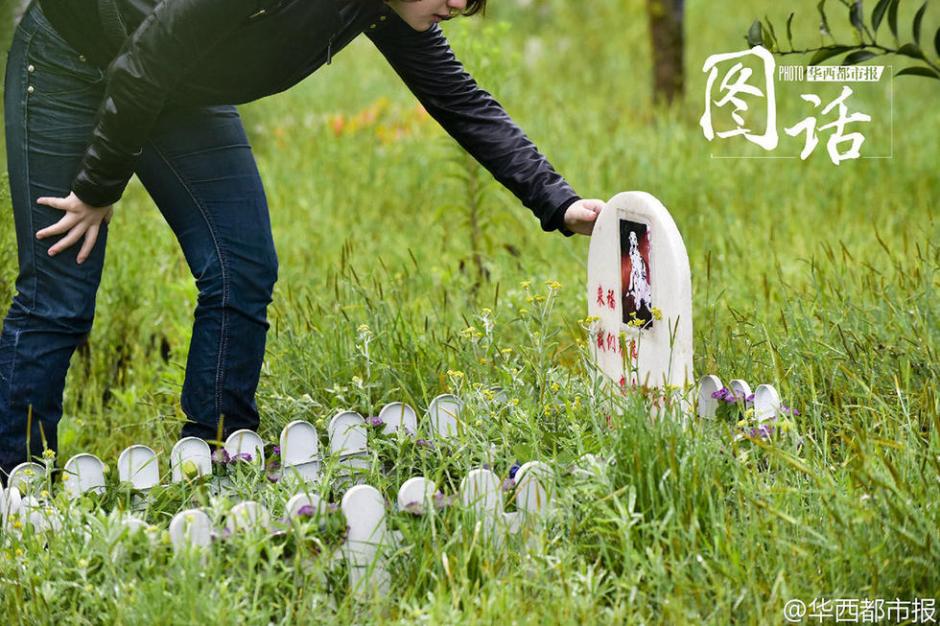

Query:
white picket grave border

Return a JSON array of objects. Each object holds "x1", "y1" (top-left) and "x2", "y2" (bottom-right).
[
  {"x1": 0, "y1": 393, "x2": 562, "y2": 598},
  {"x1": 159, "y1": 461, "x2": 554, "y2": 597},
  {"x1": 696, "y1": 374, "x2": 783, "y2": 422},
  {"x1": 0, "y1": 397, "x2": 466, "y2": 525},
  {"x1": 170, "y1": 437, "x2": 212, "y2": 483}
]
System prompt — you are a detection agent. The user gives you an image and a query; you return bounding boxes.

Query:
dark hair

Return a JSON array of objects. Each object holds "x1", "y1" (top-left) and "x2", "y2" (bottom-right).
[{"x1": 463, "y1": 0, "x2": 486, "y2": 16}]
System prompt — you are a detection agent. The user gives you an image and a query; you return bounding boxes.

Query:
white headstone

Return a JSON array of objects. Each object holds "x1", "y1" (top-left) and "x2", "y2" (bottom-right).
[
  {"x1": 460, "y1": 468, "x2": 504, "y2": 541},
  {"x1": 754, "y1": 384, "x2": 781, "y2": 422},
  {"x1": 169, "y1": 509, "x2": 213, "y2": 552},
  {"x1": 329, "y1": 411, "x2": 369, "y2": 477},
  {"x1": 329, "y1": 411, "x2": 367, "y2": 457},
  {"x1": 226, "y1": 501, "x2": 271, "y2": 533},
  {"x1": 586, "y1": 191, "x2": 693, "y2": 398},
  {"x1": 63, "y1": 453, "x2": 107, "y2": 498},
  {"x1": 513, "y1": 461, "x2": 553, "y2": 516},
  {"x1": 171, "y1": 437, "x2": 212, "y2": 482},
  {"x1": 697, "y1": 375, "x2": 724, "y2": 418},
  {"x1": 0, "y1": 486, "x2": 23, "y2": 529},
  {"x1": 279, "y1": 420, "x2": 320, "y2": 483},
  {"x1": 378, "y1": 402, "x2": 418, "y2": 436},
  {"x1": 427, "y1": 394, "x2": 462, "y2": 439},
  {"x1": 7, "y1": 462, "x2": 46, "y2": 496},
  {"x1": 286, "y1": 492, "x2": 325, "y2": 519},
  {"x1": 224, "y1": 430, "x2": 265, "y2": 466},
  {"x1": 397, "y1": 476, "x2": 437, "y2": 514},
  {"x1": 117, "y1": 445, "x2": 160, "y2": 490},
  {"x1": 341, "y1": 485, "x2": 390, "y2": 596},
  {"x1": 121, "y1": 517, "x2": 148, "y2": 535},
  {"x1": 729, "y1": 379, "x2": 752, "y2": 404}
]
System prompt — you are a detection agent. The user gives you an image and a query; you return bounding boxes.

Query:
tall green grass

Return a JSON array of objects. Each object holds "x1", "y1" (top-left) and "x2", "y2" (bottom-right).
[{"x1": 0, "y1": 0, "x2": 937, "y2": 623}]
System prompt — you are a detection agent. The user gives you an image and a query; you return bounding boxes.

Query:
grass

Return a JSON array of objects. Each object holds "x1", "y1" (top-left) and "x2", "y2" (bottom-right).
[{"x1": 0, "y1": 0, "x2": 938, "y2": 623}]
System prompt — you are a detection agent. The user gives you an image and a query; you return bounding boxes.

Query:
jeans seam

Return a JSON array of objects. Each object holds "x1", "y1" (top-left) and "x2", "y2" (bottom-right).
[
  {"x1": 22, "y1": 29, "x2": 36, "y2": 314},
  {"x1": 5, "y1": 27, "x2": 37, "y2": 415},
  {"x1": 148, "y1": 141, "x2": 229, "y2": 425}
]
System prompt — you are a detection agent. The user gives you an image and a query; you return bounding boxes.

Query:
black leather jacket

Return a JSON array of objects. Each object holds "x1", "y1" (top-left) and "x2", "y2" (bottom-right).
[{"x1": 38, "y1": 0, "x2": 578, "y2": 235}]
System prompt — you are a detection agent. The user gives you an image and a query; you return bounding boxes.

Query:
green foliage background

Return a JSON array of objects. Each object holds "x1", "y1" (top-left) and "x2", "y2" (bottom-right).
[{"x1": 0, "y1": 0, "x2": 937, "y2": 623}]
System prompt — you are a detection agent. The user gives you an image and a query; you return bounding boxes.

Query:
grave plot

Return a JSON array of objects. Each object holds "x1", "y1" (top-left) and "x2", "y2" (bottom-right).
[
  {"x1": 0, "y1": 393, "x2": 557, "y2": 599},
  {"x1": 587, "y1": 192, "x2": 694, "y2": 404},
  {"x1": 695, "y1": 374, "x2": 803, "y2": 450}
]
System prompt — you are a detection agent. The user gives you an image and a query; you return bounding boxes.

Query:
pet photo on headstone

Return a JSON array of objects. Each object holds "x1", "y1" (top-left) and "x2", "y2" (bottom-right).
[{"x1": 620, "y1": 220, "x2": 653, "y2": 328}]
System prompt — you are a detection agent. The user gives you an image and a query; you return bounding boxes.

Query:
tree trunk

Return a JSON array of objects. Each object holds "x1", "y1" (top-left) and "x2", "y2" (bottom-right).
[{"x1": 647, "y1": 0, "x2": 685, "y2": 105}]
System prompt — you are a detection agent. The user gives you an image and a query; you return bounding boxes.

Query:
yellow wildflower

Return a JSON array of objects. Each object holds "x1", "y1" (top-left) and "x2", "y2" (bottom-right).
[{"x1": 651, "y1": 307, "x2": 663, "y2": 321}]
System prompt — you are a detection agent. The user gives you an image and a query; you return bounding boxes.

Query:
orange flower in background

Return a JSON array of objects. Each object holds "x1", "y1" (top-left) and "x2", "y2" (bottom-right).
[
  {"x1": 329, "y1": 114, "x2": 346, "y2": 136},
  {"x1": 273, "y1": 125, "x2": 287, "y2": 149}
]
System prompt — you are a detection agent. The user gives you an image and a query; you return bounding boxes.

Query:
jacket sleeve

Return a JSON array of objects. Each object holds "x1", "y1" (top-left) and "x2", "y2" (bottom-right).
[
  {"x1": 366, "y1": 15, "x2": 578, "y2": 236},
  {"x1": 71, "y1": 0, "x2": 256, "y2": 207}
]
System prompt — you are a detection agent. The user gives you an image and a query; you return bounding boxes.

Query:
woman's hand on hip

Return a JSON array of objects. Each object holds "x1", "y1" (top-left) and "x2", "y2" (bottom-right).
[
  {"x1": 35, "y1": 192, "x2": 114, "y2": 264},
  {"x1": 564, "y1": 199, "x2": 606, "y2": 236}
]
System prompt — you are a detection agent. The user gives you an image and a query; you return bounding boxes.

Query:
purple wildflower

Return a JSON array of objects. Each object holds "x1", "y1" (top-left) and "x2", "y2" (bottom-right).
[
  {"x1": 402, "y1": 501, "x2": 423, "y2": 515},
  {"x1": 501, "y1": 478, "x2": 516, "y2": 492},
  {"x1": 211, "y1": 448, "x2": 231, "y2": 465},
  {"x1": 416, "y1": 438, "x2": 433, "y2": 448},
  {"x1": 296, "y1": 504, "x2": 315, "y2": 517},
  {"x1": 265, "y1": 472, "x2": 280, "y2": 483},
  {"x1": 508, "y1": 463, "x2": 521, "y2": 480},
  {"x1": 234, "y1": 452, "x2": 253, "y2": 463},
  {"x1": 272, "y1": 446, "x2": 281, "y2": 456},
  {"x1": 711, "y1": 387, "x2": 740, "y2": 404},
  {"x1": 745, "y1": 393, "x2": 755, "y2": 406},
  {"x1": 748, "y1": 424, "x2": 775, "y2": 439},
  {"x1": 327, "y1": 503, "x2": 340, "y2": 513},
  {"x1": 432, "y1": 490, "x2": 455, "y2": 510},
  {"x1": 369, "y1": 416, "x2": 384, "y2": 428},
  {"x1": 781, "y1": 405, "x2": 800, "y2": 416}
]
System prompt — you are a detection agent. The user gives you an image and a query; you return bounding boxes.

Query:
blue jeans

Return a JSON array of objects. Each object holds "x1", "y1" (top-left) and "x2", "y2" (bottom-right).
[{"x1": 0, "y1": 3, "x2": 278, "y2": 476}]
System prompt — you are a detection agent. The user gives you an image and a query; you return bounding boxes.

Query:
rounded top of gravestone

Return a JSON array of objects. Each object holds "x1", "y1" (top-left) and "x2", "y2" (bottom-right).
[
  {"x1": 224, "y1": 430, "x2": 265, "y2": 465},
  {"x1": 697, "y1": 375, "x2": 724, "y2": 419},
  {"x1": 63, "y1": 453, "x2": 107, "y2": 498},
  {"x1": 171, "y1": 438, "x2": 212, "y2": 482},
  {"x1": 397, "y1": 476, "x2": 437, "y2": 514},
  {"x1": 169, "y1": 508, "x2": 213, "y2": 551},
  {"x1": 460, "y1": 468, "x2": 502, "y2": 514},
  {"x1": 329, "y1": 411, "x2": 368, "y2": 456},
  {"x1": 427, "y1": 394, "x2": 462, "y2": 439},
  {"x1": 8, "y1": 462, "x2": 46, "y2": 496},
  {"x1": 117, "y1": 445, "x2": 160, "y2": 490},
  {"x1": 378, "y1": 402, "x2": 418, "y2": 436},
  {"x1": 279, "y1": 420, "x2": 320, "y2": 466}
]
